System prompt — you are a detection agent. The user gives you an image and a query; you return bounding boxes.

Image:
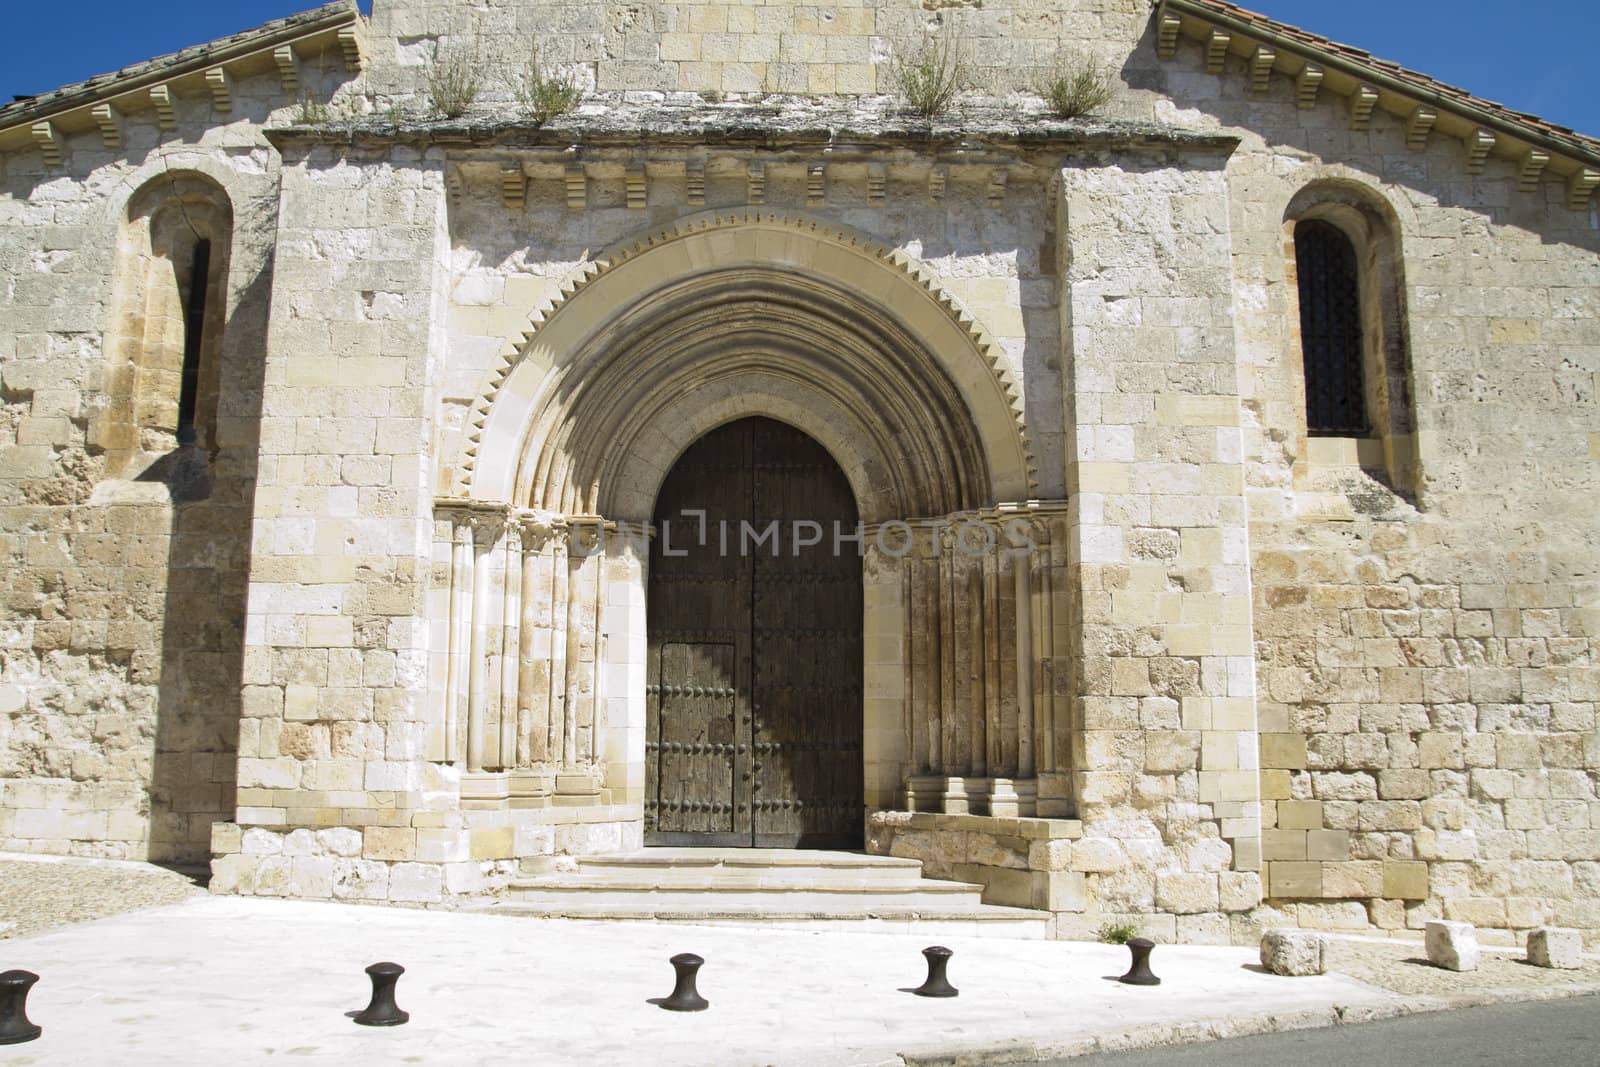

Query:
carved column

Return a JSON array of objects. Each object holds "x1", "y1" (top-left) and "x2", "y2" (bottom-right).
[
  {"x1": 435, "y1": 501, "x2": 511, "y2": 770},
  {"x1": 443, "y1": 517, "x2": 473, "y2": 764},
  {"x1": 497, "y1": 517, "x2": 524, "y2": 771},
  {"x1": 464, "y1": 510, "x2": 503, "y2": 774},
  {"x1": 515, "y1": 514, "x2": 562, "y2": 769},
  {"x1": 893, "y1": 506, "x2": 1072, "y2": 818}
]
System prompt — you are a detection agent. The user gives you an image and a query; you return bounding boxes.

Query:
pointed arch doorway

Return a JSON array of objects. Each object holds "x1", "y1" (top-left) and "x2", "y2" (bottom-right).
[{"x1": 645, "y1": 417, "x2": 863, "y2": 848}]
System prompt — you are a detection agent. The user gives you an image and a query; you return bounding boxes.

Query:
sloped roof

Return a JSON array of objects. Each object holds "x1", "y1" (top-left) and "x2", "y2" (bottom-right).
[
  {"x1": 1159, "y1": 0, "x2": 1600, "y2": 172},
  {"x1": 0, "y1": 0, "x2": 360, "y2": 137}
]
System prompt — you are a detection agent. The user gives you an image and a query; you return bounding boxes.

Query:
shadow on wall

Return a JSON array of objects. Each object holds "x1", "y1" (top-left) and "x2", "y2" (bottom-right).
[{"x1": 138, "y1": 257, "x2": 274, "y2": 866}]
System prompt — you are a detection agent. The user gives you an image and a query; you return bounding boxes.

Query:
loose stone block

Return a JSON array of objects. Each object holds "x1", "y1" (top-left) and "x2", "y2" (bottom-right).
[
  {"x1": 1526, "y1": 927, "x2": 1583, "y2": 970},
  {"x1": 1259, "y1": 929, "x2": 1328, "y2": 976},
  {"x1": 1426, "y1": 920, "x2": 1479, "y2": 972}
]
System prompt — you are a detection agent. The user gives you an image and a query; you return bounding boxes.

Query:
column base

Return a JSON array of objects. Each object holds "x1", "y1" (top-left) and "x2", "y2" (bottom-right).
[{"x1": 903, "y1": 775, "x2": 1038, "y2": 817}]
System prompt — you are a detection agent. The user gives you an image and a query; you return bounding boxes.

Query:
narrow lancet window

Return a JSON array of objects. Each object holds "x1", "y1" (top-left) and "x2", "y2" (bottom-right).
[
  {"x1": 1294, "y1": 220, "x2": 1366, "y2": 436},
  {"x1": 177, "y1": 238, "x2": 212, "y2": 446}
]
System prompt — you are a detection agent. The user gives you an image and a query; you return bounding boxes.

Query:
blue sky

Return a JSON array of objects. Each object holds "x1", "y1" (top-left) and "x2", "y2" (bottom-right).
[{"x1": 6, "y1": 1, "x2": 1596, "y2": 137}]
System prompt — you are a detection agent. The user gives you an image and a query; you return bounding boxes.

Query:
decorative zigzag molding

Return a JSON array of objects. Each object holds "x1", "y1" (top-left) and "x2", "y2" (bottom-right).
[{"x1": 459, "y1": 210, "x2": 1038, "y2": 496}]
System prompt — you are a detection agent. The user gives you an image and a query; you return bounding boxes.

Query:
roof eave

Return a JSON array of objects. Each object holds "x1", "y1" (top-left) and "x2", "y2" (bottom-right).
[
  {"x1": 0, "y1": 0, "x2": 362, "y2": 141},
  {"x1": 1158, "y1": 0, "x2": 1600, "y2": 175}
]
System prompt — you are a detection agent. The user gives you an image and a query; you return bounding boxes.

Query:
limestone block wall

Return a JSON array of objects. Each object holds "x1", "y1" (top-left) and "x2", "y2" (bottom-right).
[
  {"x1": 1057, "y1": 148, "x2": 1264, "y2": 942},
  {"x1": 365, "y1": 0, "x2": 1151, "y2": 103},
  {"x1": 0, "y1": 66, "x2": 304, "y2": 863},
  {"x1": 210, "y1": 144, "x2": 454, "y2": 901},
  {"x1": 1164, "y1": 33, "x2": 1600, "y2": 942}
]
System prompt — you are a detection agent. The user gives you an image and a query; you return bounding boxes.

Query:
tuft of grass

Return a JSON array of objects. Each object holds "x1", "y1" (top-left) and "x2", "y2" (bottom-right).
[
  {"x1": 427, "y1": 52, "x2": 480, "y2": 119},
  {"x1": 1097, "y1": 920, "x2": 1142, "y2": 945},
  {"x1": 506, "y1": 43, "x2": 583, "y2": 124},
  {"x1": 1037, "y1": 53, "x2": 1117, "y2": 119},
  {"x1": 382, "y1": 102, "x2": 408, "y2": 126},
  {"x1": 889, "y1": 33, "x2": 974, "y2": 119},
  {"x1": 295, "y1": 91, "x2": 332, "y2": 125}
]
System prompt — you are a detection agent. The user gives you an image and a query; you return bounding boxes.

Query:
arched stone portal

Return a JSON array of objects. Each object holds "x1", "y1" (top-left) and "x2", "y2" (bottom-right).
[
  {"x1": 647, "y1": 417, "x2": 862, "y2": 848},
  {"x1": 430, "y1": 214, "x2": 1075, "y2": 857}
]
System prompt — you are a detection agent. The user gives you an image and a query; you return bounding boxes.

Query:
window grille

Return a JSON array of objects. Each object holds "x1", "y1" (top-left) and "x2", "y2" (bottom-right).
[{"x1": 1294, "y1": 220, "x2": 1366, "y2": 436}]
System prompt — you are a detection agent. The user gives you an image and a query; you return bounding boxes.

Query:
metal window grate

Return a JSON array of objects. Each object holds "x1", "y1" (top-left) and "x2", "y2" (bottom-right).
[{"x1": 1294, "y1": 220, "x2": 1367, "y2": 436}]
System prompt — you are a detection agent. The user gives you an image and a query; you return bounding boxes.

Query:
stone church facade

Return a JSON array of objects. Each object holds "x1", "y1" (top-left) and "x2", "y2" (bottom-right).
[{"x1": 1, "y1": 0, "x2": 1596, "y2": 943}]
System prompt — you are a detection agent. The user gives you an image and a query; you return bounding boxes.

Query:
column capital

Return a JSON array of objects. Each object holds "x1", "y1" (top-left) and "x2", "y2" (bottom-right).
[{"x1": 434, "y1": 498, "x2": 511, "y2": 547}]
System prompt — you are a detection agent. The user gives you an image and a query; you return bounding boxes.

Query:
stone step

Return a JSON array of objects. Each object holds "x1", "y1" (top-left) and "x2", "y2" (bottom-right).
[
  {"x1": 514, "y1": 873, "x2": 979, "y2": 893},
  {"x1": 577, "y1": 848, "x2": 925, "y2": 871},
  {"x1": 471, "y1": 899, "x2": 1051, "y2": 939},
  {"x1": 473, "y1": 848, "x2": 1050, "y2": 938}
]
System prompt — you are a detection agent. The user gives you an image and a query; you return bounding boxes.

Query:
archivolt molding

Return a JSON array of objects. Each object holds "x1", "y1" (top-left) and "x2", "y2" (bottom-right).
[{"x1": 458, "y1": 209, "x2": 1038, "y2": 511}]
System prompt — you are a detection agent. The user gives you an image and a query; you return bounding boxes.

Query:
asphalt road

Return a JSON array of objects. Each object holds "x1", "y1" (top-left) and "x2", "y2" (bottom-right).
[{"x1": 1023, "y1": 994, "x2": 1600, "y2": 1066}]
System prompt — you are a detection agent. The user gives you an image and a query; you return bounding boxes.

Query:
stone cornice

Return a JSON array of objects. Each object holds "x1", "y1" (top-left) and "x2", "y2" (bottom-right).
[{"x1": 263, "y1": 107, "x2": 1242, "y2": 158}]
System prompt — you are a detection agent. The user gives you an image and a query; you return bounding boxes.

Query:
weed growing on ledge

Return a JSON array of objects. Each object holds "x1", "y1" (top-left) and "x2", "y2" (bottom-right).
[
  {"x1": 890, "y1": 33, "x2": 974, "y2": 119},
  {"x1": 1037, "y1": 52, "x2": 1118, "y2": 119},
  {"x1": 507, "y1": 43, "x2": 583, "y2": 124},
  {"x1": 428, "y1": 53, "x2": 480, "y2": 119}
]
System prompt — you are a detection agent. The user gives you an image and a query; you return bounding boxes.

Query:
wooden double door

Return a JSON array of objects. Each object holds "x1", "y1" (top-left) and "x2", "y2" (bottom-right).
[{"x1": 645, "y1": 418, "x2": 863, "y2": 848}]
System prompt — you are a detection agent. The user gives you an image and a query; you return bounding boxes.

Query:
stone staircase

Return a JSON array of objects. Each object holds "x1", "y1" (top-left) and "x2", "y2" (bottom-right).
[{"x1": 469, "y1": 848, "x2": 1051, "y2": 938}]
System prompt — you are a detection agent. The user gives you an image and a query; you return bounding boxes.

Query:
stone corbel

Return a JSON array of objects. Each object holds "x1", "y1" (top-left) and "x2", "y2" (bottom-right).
[
  {"x1": 685, "y1": 158, "x2": 705, "y2": 206},
  {"x1": 626, "y1": 163, "x2": 647, "y2": 209},
  {"x1": 867, "y1": 164, "x2": 887, "y2": 203},
  {"x1": 1349, "y1": 85, "x2": 1380, "y2": 130},
  {"x1": 1465, "y1": 129, "x2": 1496, "y2": 175},
  {"x1": 807, "y1": 162, "x2": 826, "y2": 205},
  {"x1": 30, "y1": 121, "x2": 63, "y2": 167},
  {"x1": 1204, "y1": 30, "x2": 1231, "y2": 75},
  {"x1": 1406, "y1": 106, "x2": 1437, "y2": 151},
  {"x1": 1156, "y1": 13, "x2": 1183, "y2": 60},
  {"x1": 502, "y1": 165, "x2": 526, "y2": 210},
  {"x1": 148, "y1": 84, "x2": 178, "y2": 131},
  {"x1": 986, "y1": 168, "x2": 1008, "y2": 208},
  {"x1": 1567, "y1": 168, "x2": 1600, "y2": 211},
  {"x1": 1295, "y1": 64, "x2": 1323, "y2": 110},
  {"x1": 204, "y1": 66, "x2": 232, "y2": 113},
  {"x1": 747, "y1": 160, "x2": 765, "y2": 205},
  {"x1": 565, "y1": 163, "x2": 587, "y2": 210},
  {"x1": 446, "y1": 168, "x2": 464, "y2": 206},
  {"x1": 90, "y1": 104, "x2": 121, "y2": 149},
  {"x1": 1248, "y1": 46, "x2": 1276, "y2": 94},
  {"x1": 1517, "y1": 149, "x2": 1549, "y2": 193},
  {"x1": 273, "y1": 45, "x2": 300, "y2": 96},
  {"x1": 928, "y1": 165, "x2": 946, "y2": 205},
  {"x1": 337, "y1": 24, "x2": 366, "y2": 73}
]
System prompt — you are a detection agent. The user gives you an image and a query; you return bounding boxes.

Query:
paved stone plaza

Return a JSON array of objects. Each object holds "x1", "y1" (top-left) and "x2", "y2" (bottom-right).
[
  {"x1": 0, "y1": 894, "x2": 1423, "y2": 1065},
  {"x1": 2, "y1": 0, "x2": 1599, "y2": 950},
  {"x1": 4, "y1": 883, "x2": 1600, "y2": 1065}
]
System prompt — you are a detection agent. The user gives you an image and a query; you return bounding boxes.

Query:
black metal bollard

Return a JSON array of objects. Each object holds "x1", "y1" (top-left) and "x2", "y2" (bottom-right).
[
  {"x1": 657, "y1": 952, "x2": 709, "y2": 1012},
  {"x1": 352, "y1": 961, "x2": 410, "y2": 1026},
  {"x1": 0, "y1": 970, "x2": 42, "y2": 1045},
  {"x1": 1118, "y1": 938, "x2": 1161, "y2": 986},
  {"x1": 911, "y1": 945, "x2": 959, "y2": 998}
]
